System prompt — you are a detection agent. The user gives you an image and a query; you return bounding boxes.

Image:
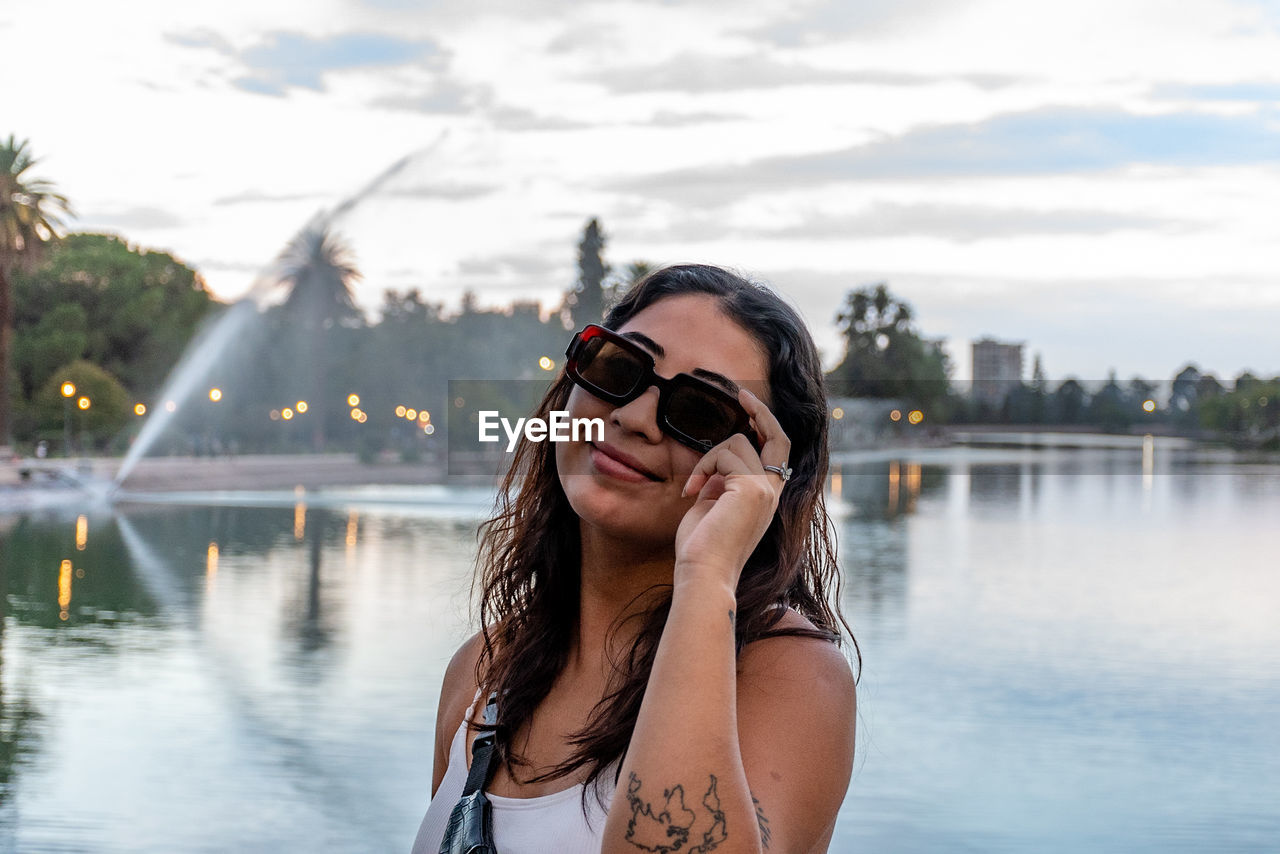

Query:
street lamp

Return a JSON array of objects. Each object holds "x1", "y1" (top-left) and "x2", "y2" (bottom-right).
[
  {"x1": 74, "y1": 397, "x2": 91, "y2": 456},
  {"x1": 61, "y1": 382, "x2": 76, "y2": 456}
]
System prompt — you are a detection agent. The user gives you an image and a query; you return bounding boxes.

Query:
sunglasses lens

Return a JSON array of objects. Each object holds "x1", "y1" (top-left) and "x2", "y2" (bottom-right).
[
  {"x1": 576, "y1": 336, "x2": 646, "y2": 399},
  {"x1": 665, "y1": 383, "x2": 742, "y2": 448}
]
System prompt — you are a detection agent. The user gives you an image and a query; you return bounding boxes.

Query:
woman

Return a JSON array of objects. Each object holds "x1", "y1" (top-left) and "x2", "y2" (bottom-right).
[{"x1": 414, "y1": 264, "x2": 857, "y2": 854}]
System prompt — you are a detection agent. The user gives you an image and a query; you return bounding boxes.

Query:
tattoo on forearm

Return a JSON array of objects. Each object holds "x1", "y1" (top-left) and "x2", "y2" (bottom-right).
[
  {"x1": 624, "y1": 772, "x2": 728, "y2": 853},
  {"x1": 728, "y1": 609, "x2": 736, "y2": 628},
  {"x1": 752, "y1": 794, "x2": 772, "y2": 849}
]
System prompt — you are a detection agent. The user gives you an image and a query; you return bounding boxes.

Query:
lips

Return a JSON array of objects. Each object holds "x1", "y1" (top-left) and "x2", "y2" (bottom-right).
[{"x1": 589, "y1": 442, "x2": 662, "y2": 482}]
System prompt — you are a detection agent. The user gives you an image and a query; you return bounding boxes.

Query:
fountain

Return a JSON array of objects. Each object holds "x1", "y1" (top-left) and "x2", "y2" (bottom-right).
[{"x1": 112, "y1": 146, "x2": 432, "y2": 489}]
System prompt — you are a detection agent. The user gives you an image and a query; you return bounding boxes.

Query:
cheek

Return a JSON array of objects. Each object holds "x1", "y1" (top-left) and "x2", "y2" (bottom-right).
[
  {"x1": 555, "y1": 387, "x2": 604, "y2": 478},
  {"x1": 669, "y1": 446, "x2": 701, "y2": 484},
  {"x1": 564, "y1": 385, "x2": 608, "y2": 421}
]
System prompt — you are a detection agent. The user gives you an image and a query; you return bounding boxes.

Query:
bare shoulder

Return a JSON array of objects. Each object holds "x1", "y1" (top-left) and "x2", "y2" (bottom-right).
[
  {"x1": 735, "y1": 609, "x2": 856, "y2": 853},
  {"x1": 439, "y1": 631, "x2": 486, "y2": 725},
  {"x1": 431, "y1": 631, "x2": 487, "y2": 793},
  {"x1": 738, "y1": 609, "x2": 857, "y2": 710}
]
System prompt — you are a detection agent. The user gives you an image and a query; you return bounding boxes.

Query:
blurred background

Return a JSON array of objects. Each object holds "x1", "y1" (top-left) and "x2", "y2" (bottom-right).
[{"x1": 2, "y1": 1, "x2": 1278, "y2": 851}]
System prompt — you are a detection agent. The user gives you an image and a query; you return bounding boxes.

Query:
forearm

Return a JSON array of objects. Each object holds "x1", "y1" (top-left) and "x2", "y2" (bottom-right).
[{"x1": 603, "y1": 572, "x2": 761, "y2": 854}]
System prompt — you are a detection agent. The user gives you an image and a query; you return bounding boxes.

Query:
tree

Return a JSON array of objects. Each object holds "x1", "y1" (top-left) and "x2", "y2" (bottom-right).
[
  {"x1": 827, "y1": 282, "x2": 950, "y2": 411},
  {"x1": 1126, "y1": 376, "x2": 1157, "y2": 421},
  {"x1": 1169, "y1": 364, "x2": 1201, "y2": 427},
  {"x1": 605, "y1": 260, "x2": 653, "y2": 312},
  {"x1": 272, "y1": 223, "x2": 363, "y2": 451},
  {"x1": 1087, "y1": 371, "x2": 1130, "y2": 432},
  {"x1": 1052, "y1": 378, "x2": 1087, "y2": 424},
  {"x1": 12, "y1": 303, "x2": 87, "y2": 396},
  {"x1": 1234, "y1": 371, "x2": 1263, "y2": 394},
  {"x1": 11, "y1": 233, "x2": 214, "y2": 400},
  {"x1": 34, "y1": 360, "x2": 130, "y2": 450},
  {"x1": 276, "y1": 223, "x2": 362, "y2": 328},
  {"x1": 1198, "y1": 375, "x2": 1279, "y2": 443},
  {"x1": 1029, "y1": 353, "x2": 1048, "y2": 422},
  {"x1": 1, "y1": 136, "x2": 72, "y2": 445},
  {"x1": 1195, "y1": 373, "x2": 1225, "y2": 405},
  {"x1": 563, "y1": 218, "x2": 609, "y2": 327}
]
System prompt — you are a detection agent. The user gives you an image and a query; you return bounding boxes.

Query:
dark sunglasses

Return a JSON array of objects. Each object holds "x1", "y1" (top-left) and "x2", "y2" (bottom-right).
[{"x1": 564, "y1": 324, "x2": 755, "y2": 453}]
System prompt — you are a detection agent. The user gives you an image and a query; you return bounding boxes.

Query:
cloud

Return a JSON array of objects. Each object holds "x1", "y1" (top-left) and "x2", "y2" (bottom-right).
[
  {"x1": 484, "y1": 105, "x2": 594, "y2": 131},
  {"x1": 758, "y1": 267, "x2": 1280, "y2": 380},
  {"x1": 843, "y1": 70, "x2": 1024, "y2": 89},
  {"x1": 628, "y1": 200, "x2": 1187, "y2": 245},
  {"x1": 642, "y1": 109, "x2": 744, "y2": 127},
  {"x1": 380, "y1": 182, "x2": 498, "y2": 201},
  {"x1": 1152, "y1": 81, "x2": 1280, "y2": 102},
  {"x1": 456, "y1": 252, "x2": 563, "y2": 280},
  {"x1": 164, "y1": 29, "x2": 232, "y2": 52},
  {"x1": 169, "y1": 28, "x2": 444, "y2": 95},
  {"x1": 763, "y1": 202, "x2": 1188, "y2": 242},
  {"x1": 744, "y1": 0, "x2": 974, "y2": 46},
  {"x1": 80, "y1": 206, "x2": 185, "y2": 230},
  {"x1": 613, "y1": 107, "x2": 1280, "y2": 204},
  {"x1": 375, "y1": 79, "x2": 591, "y2": 127},
  {"x1": 193, "y1": 258, "x2": 270, "y2": 273},
  {"x1": 372, "y1": 78, "x2": 484, "y2": 114},
  {"x1": 592, "y1": 53, "x2": 853, "y2": 94},
  {"x1": 592, "y1": 52, "x2": 1024, "y2": 94},
  {"x1": 214, "y1": 190, "x2": 324, "y2": 206}
]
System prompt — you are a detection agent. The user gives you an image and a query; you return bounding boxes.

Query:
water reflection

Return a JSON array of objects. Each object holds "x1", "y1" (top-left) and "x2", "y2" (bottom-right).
[
  {"x1": 968, "y1": 462, "x2": 1024, "y2": 506},
  {"x1": 1, "y1": 450, "x2": 1278, "y2": 852},
  {"x1": 0, "y1": 499, "x2": 487, "y2": 852},
  {"x1": 0, "y1": 541, "x2": 42, "y2": 808},
  {"x1": 829, "y1": 459, "x2": 945, "y2": 520},
  {"x1": 293, "y1": 508, "x2": 337, "y2": 656}
]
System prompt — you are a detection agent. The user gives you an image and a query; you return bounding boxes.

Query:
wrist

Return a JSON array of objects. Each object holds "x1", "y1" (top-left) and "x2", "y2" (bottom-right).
[{"x1": 671, "y1": 565, "x2": 738, "y2": 603}]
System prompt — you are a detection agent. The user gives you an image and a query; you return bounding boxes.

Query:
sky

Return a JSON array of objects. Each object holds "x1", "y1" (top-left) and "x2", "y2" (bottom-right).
[{"x1": 4, "y1": 0, "x2": 1279, "y2": 384}]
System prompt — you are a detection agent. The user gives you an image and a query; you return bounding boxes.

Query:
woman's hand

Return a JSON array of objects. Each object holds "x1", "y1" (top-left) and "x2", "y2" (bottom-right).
[{"x1": 674, "y1": 388, "x2": 791, "y2": 589}]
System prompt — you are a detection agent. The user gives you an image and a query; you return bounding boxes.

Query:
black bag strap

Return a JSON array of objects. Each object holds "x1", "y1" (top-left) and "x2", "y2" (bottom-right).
[{"x1": 461, "y1": 692, "x2": 499, "y2": 797}]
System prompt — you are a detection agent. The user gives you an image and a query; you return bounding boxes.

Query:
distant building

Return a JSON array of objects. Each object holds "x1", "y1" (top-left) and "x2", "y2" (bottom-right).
[{"x1": 972, "y1": 337, "x2": 1024, "y2": 406}]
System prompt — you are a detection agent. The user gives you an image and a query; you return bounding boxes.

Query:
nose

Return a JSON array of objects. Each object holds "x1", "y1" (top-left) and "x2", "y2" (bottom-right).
[{"x1": 611, "y1": 386, "x2": 664, "y2": 444}]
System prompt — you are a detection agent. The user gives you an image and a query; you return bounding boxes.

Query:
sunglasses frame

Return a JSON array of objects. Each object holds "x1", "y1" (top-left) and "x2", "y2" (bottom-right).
[{"x1": 564, "y1": 324, "x2": 755, "y2": 453}]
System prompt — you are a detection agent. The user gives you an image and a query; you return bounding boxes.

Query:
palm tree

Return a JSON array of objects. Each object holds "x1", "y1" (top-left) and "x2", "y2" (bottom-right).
[
  {"x1": 0, "y1": 136, "x2": 72, "y2": 446},
  {"x1": 273, "y1": 222, "x2": 362, "y2": 450},
  {"x1": 276, "y1": 222, "x2": 362, "y2": 327}
]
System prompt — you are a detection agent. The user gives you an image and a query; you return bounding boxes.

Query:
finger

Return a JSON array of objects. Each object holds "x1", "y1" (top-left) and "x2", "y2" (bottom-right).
[
  {"x1": 681, "y1": 445, "x2": 753, "y2": 498},
  {"x1": 738, "y1": 388, "x2": 791, "y2": 464},
  {"x1": 725, "y1": 432, "x2": 765, "y2": 473}
]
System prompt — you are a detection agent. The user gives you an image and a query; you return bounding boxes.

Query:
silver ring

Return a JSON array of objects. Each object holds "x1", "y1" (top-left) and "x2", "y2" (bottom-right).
[{"x1": 763, "y1": 464, "x2": 792, "y2": 483}]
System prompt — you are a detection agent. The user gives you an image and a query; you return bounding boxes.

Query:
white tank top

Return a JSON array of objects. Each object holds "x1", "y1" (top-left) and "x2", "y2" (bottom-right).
[{"x1": 410, "y1": 709, "x2": 614, "y2": 854}]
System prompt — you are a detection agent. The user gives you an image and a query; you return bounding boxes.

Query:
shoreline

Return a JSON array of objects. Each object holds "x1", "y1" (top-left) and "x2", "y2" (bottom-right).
[
  {"x1": 1, "y1": 453, "x2": 450, "y2": 499},
  {"x1": 3, "y1": 434, "x2": 1271, "y2": 513}
]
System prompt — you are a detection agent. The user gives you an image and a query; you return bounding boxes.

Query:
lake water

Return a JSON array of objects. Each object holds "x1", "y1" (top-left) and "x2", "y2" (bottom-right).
[{"x1": 1, "y1": 446, "x2": 1277, "y2": 853}]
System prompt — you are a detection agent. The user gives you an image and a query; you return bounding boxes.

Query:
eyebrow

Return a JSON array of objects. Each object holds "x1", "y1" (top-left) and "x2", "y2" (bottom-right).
[{"x1": 622, "y1": 330, "x2": 742, "y2": 395}]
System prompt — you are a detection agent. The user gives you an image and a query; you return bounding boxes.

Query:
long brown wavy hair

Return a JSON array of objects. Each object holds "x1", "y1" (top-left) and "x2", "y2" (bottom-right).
[{"x1": 473, "y1": 264, "x2": 857, "y2": 802}]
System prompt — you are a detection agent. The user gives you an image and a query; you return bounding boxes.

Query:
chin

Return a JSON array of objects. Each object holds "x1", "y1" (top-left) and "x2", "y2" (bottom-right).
[{"x1": 557, "y1": 444, "x2": 683, "y2": 544}]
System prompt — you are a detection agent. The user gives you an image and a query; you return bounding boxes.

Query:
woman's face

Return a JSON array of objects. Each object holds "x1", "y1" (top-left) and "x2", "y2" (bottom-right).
[{"x1": 555, "y1": 293, "x2": 772, "y2": 547}]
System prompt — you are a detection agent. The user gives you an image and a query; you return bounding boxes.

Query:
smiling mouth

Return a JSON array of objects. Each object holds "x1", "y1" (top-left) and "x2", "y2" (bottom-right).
[{"x1": 589, "y1": 443, "x2": 663, "y2": 482}]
